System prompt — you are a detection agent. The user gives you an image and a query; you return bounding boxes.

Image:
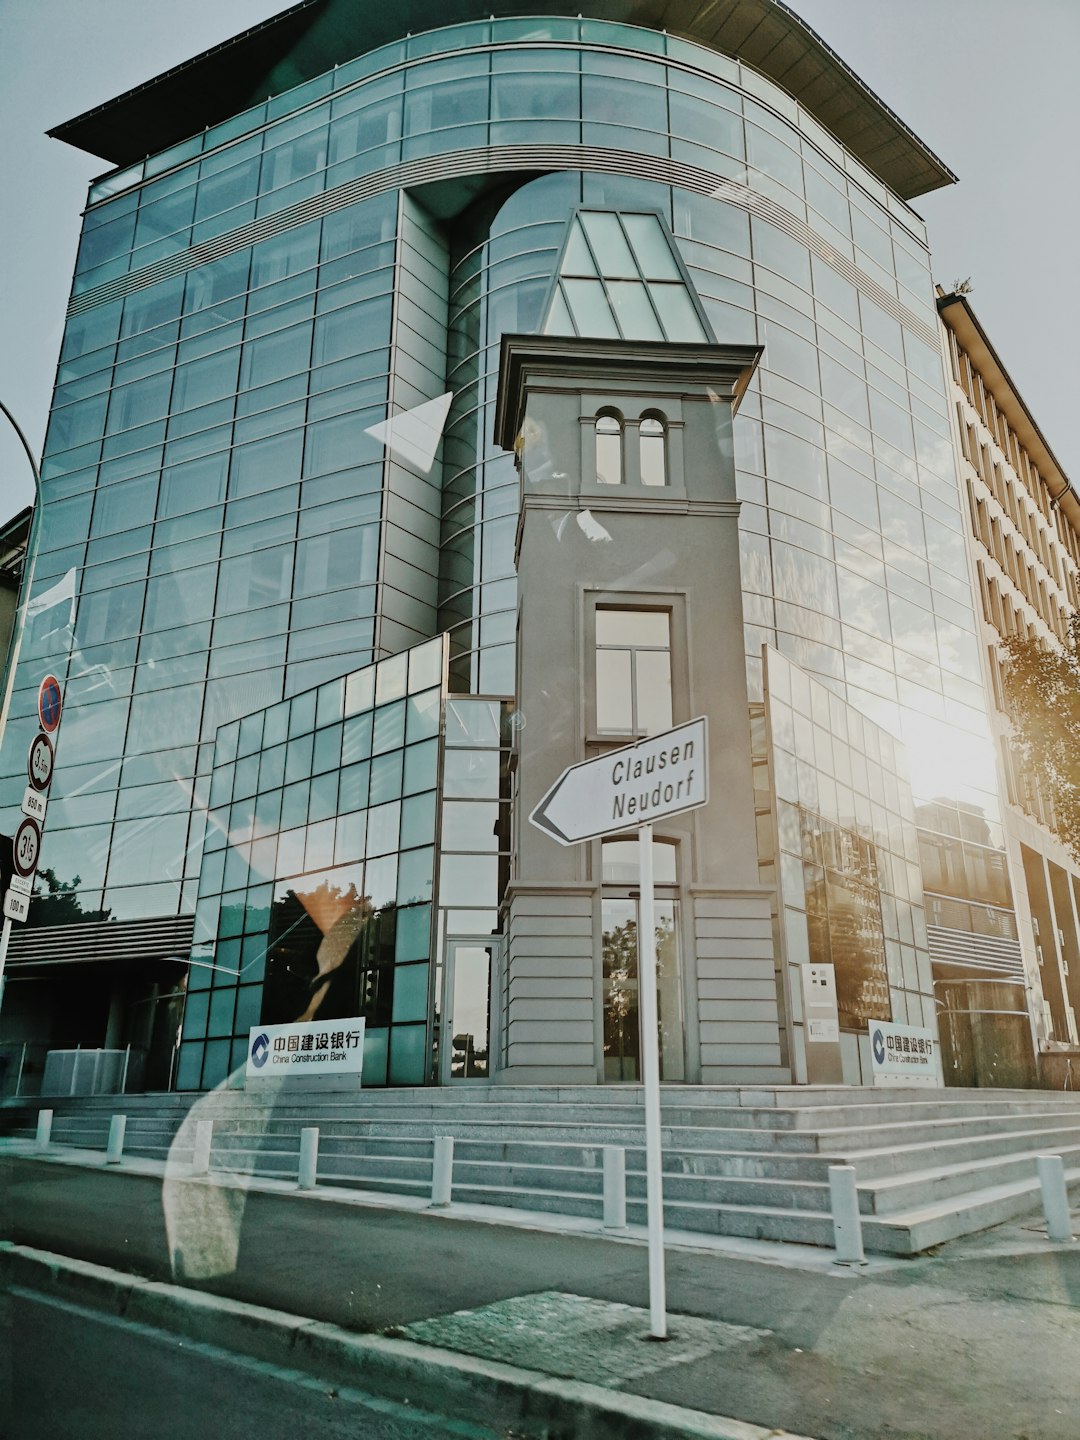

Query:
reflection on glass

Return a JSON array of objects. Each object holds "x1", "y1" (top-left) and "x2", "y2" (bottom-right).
[
  {"x1": 639, "y1": 415, "x2": 666, "y2": 487},
  {"x1": 264, "y1": 868, "x2": 369, "y2": 1023},
  {"x1": 448, "y1": 944, "x2": 491, "y2": 1079},
  {"x1": 595, "y1": 413, "x2": 622, "y2": 485},
  {"x1": 602, "y1": 899, "x2": 683, "y2": 1081},
  {"x1": 595, "y1": 607, "x2": 672, "y2": 735}
]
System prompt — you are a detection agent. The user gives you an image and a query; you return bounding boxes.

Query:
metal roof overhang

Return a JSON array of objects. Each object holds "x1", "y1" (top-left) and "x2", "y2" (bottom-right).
[
  {"x1": 937, "y1": 293, "x2": 1079, "y2": 534},
  {"x1": 48, "y1": 0, "x2": 955, "y2": 201}
]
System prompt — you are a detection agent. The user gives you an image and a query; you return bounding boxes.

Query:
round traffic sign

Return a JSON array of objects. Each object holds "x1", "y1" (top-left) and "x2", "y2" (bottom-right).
[
  {"x1": 27, "y1": 732, "x2": 55, "y2": 792},
  {"x1": 38, "y1": 675, "x2": 62, "y2": 733},
  {"x1": 13, "y1": 816, "x2": 41, "y2": 877}
]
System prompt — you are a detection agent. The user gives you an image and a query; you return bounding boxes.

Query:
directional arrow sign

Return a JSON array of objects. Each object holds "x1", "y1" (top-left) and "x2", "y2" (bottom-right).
[{"x1": 529, "y1": 717, "x2": 708, "y2": 846}]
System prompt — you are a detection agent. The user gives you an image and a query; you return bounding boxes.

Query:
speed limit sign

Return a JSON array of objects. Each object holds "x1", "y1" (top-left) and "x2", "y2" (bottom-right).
[
  {"x1": 27, "y1": 732, "x2": 54, "y2": 792},
  {"x1": 13, "y1": 817, "x2": 41, "y2": 878}
]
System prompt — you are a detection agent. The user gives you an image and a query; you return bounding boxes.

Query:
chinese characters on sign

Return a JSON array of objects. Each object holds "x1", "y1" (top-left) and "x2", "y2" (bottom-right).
[
  {"x1": 246, "y1": 1019, "x2": 366, "y2": 1080},
  {"x1": 869, "y1": 1021, "x2": 943, "y2": 1088}
]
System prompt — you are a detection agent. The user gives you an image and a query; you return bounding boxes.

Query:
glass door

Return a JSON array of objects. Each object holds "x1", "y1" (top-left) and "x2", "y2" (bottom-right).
[
  {"x1": 601, "y1": 836, "x2": 685, "y2": 1082},
  {"x1": 602, "y1": 897, "x2": 685, "y2": 1081},
  {"x1": 441, "y1": 941, "x2": 495, "y2": 1082}
]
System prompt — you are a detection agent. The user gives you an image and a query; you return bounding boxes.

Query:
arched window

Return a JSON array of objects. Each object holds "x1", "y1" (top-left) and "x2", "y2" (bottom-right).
[
  {"x1": 639, "y1": 413, "x2": 667, "y2": 487},
  {"x1": 595, "y1": 412, "x2": 623, "y2": 486}
]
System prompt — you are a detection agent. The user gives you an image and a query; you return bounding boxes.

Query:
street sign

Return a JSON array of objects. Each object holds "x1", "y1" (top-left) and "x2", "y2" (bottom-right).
[
  {"x1": 21, "y1": 787, "x2": 47, "y2": 824},
  {"x1": 2, "y1": 689, "x2": 64, "y2": 987},
  {"x1": 13, "y1": 817, "x2": 41, "y2": 877},
  {"x1": 3, "y1": 890, "x2": 29, "y2": 924},
  {"x1": 27, "y1": 732, "x2": 54, "y2": 792},
  {"x1": 529, "y1": 717, "x2": 708, "y2": 846},
  {"x1": 38, "y1": 675, "x2": 62, "y2": 733}
]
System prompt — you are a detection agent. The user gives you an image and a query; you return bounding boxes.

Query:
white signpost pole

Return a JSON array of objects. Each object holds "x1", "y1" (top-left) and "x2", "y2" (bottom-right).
[
  {"x1": 636, "y1": 820, "x2": 667, "y2": 1339},
  {"x1": 529, "y1": 717, "x2": 710, "y2": 1343}
]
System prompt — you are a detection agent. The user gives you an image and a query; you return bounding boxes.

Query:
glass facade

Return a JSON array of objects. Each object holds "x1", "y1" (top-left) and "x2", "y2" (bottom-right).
[
  {"x1": 178, "y1": 637, "x2": 444, "y2": 1091},
  {"x1": 0, "y1": 11, "x2": 1026, "y2": 1088},
  {"x1": 759, "y1": 647, "x2": 934, "y2": 1084}
]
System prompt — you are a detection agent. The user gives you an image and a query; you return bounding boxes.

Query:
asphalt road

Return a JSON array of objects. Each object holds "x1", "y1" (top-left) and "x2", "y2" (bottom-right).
[
  {"x1": 2, "y1": 1286, "x2": 502, "y2": 1440},
  {"x1": 4, "y1": 1155, "x2": 1080, "y2": 1440}
]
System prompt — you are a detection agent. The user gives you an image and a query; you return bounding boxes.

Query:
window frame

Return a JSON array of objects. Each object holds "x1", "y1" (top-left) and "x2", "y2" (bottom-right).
[{"x1": 583, "y1": 589, "x2": 689, "y2": 743}]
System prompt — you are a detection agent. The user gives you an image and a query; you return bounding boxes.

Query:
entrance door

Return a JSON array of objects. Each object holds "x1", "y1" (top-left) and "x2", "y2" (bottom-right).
[
  {"x1": 601, "y1": 836, "x2": 685, "y2": 1082},
  {"x1": 441, "y1": 941, "x2": 496, "y2": 1082},
  {"x1": 601, "y1": 896, "x2": 685, "y2": 1081}
]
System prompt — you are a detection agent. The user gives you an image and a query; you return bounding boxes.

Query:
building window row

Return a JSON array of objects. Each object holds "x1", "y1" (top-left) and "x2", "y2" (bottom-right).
[
  {"x1": 967, "y1": 477, "x2": 1075, "y2": 638},
  {"x1": 958, "y1": 405, "x2": 1077, "y2": 602},
  {"x1": 975, "y1": 558, "x2": 1068, "y2": 657},
  {"x1": 952, "y1": 335, "x2": 1080, "y2": 586}
]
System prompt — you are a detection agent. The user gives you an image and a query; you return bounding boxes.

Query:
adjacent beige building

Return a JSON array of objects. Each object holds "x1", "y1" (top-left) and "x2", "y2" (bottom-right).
[{"x1": 941, "y1": 290, "x2": 1080, "y2": 1081}]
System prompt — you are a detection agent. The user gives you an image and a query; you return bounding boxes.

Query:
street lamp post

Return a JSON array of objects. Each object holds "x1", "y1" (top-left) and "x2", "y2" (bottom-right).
[
  {"x1": 0, "y1": 400, "x2": 43, "y2": 1006},
  {"x1": 0, "y1": 398, "x2": 43, "y2": 752}
]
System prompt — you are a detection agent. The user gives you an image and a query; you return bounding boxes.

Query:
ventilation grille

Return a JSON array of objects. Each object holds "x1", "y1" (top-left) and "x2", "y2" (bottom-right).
[
  {"x1": 7, "y1": 915, "x2": 195, "y2": 968},
  {"x1": 68, "y1": 143, "x2": 940, "y2": 351},
  {"x1": 927, "y1": 924, "x2": 1026, "y2": 981}
]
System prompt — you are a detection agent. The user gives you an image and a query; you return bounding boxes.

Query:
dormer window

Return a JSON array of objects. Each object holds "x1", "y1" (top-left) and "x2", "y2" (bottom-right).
[{"x1": 595, "y1": 412, "x2": 623, "y2": 486}]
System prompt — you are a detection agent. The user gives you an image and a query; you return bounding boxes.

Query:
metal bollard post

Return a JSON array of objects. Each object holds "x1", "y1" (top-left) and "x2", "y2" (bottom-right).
[
  {"x1": 603, "y1": 1146, "x2": 627, "y2": 1231},
  {"x1": 191, "y1": 1119, "x2": 213, "y2": 1176},
  {"x1": 431, "y1": 1135, "x2": 454, "y2": 1207},
  {"x1": 1037, "y1": 1155, "x2": 1075, "y2": 1244},
  {"x1": 828, "y1": 1164, "x2": 866, "y2": 1264},
  {"x1": 298, "y1": 1126, "x2": 319, "y2": 1190},
  {"x1": 106, "y1": 1115, "x2": 127, "y2": 1164},
  {"x1": 35, "y1": 1109, "x2": 53, "y2": 1150}
]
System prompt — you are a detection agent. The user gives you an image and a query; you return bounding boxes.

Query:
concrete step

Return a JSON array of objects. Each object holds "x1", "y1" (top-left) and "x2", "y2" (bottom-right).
[
  {"x1": 864, "y1": 1141, "x2": 1080, "y2": 1216},
  {"x1": 811, "y1": 1108, "x2": 1080, "y2": 1153},
  {"x1": 833, "y1": 1121, "x2": 1080, "y2": 1180}
]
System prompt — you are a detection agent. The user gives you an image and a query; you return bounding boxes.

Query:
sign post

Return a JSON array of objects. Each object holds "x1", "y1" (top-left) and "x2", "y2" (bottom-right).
[
  {"x1": 530, "y1": 717, "x2": 709, "y2": 1339},
  {"x1": 0, "y1": 676, "x2": 64, "y2": 1002}
]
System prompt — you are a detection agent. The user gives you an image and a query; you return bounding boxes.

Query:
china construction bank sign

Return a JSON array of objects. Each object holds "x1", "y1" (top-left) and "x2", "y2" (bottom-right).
[{"x1": 246, "y1": 1019, "x2": 365, "y2": 1079}]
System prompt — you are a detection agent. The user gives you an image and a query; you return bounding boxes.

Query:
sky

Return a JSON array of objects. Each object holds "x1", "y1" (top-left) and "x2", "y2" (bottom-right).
[{"x1": 1, "y1": 0, "x2": 1077, "y2": 517}]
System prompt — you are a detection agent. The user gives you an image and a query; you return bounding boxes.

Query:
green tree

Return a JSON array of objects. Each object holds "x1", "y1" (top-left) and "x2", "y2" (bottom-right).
[{"x1": 1002, "y1": 614, "x2": 1080, "y2": 863}]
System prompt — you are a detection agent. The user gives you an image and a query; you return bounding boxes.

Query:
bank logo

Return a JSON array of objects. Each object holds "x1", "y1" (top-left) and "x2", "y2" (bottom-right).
[
  {"x1": 872, "y1": 1028, "x2": 886, "y2": 1065},
  {"x1": 250, "y1": 1032, "x2": 270, "y2": 1069}
]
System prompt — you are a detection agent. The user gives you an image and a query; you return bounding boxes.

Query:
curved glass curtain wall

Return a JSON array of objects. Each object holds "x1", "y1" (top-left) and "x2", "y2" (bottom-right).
[{"x1": 1, "y1": 15, "x2": 1004, "y2": 938}]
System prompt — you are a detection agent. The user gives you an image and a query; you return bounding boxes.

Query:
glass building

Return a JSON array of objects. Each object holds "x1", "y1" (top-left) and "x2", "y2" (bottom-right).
[{"x1": 0, "y1": 0, "x2": 1051, "y2": 1091}]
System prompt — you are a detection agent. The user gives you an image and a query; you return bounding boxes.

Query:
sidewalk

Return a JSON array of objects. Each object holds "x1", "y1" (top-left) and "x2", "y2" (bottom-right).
[{"x1": 3, "y1": 1141, "x2": 1079, "y2": 1439}]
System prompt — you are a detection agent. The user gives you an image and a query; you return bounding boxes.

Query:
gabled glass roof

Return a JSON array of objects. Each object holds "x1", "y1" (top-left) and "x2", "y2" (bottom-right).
[{"x1": 542, "y1": 210, "x2": 713, "y2": 345}]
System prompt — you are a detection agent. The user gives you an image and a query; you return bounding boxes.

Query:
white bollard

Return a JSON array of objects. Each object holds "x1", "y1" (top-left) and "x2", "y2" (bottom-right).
[
  {"x1": 35, "y1": 1109, "x2": 53, "y2": 1150},
  {"x1": 191, "y1": 1119, "x2": 213, "y2": 1176},
  {"x1": 1037, "y1": 1155, "x2": 1075, "y2": 1243},
  {"x1": 829, "y1": 1164, "x2": 866, "y2": 1264},
  {"x1": 106, "y1": 1114, "x2": 127, "y2": 1164},
  {"x1": 603, "y1": 1146, "x2": 627, "y2": 1231},
  {"x1": 298, "y1": 1126, "x2": 319, "y2": 1190},
  {"x1": 431, "y1": 1134, "x2": 454, "y2": 1207}
]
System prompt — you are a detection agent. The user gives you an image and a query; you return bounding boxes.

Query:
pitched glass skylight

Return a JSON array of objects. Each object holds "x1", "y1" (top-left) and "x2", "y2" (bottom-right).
[{"x1": 542, "y1": 210, "x2": 713, "y2": 344}]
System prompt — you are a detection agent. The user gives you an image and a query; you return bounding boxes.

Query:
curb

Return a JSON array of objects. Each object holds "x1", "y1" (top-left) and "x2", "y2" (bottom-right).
[{"x1": 1, "y1": 1242, "x2": 816, "y2": 1440}]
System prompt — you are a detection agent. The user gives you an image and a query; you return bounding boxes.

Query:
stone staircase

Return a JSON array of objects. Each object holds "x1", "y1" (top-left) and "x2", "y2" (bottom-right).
[{"x1": 5, "y1": 1085, "x2": 1080, "y2": 1256}]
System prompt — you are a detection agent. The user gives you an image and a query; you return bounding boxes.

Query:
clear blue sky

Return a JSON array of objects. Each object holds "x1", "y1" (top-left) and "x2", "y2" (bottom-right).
[{"x1": 2, "y1": 0, "x2": 1077, "y2": 515}]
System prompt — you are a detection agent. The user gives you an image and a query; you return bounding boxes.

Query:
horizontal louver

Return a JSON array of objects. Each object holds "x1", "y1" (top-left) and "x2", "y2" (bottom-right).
[
  {"x1": 7, "y1": 916, "x2": 195, "y2": 968},
  {"x1": 927, "y1": 924, "x2": 1025, "y2": 981}
]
